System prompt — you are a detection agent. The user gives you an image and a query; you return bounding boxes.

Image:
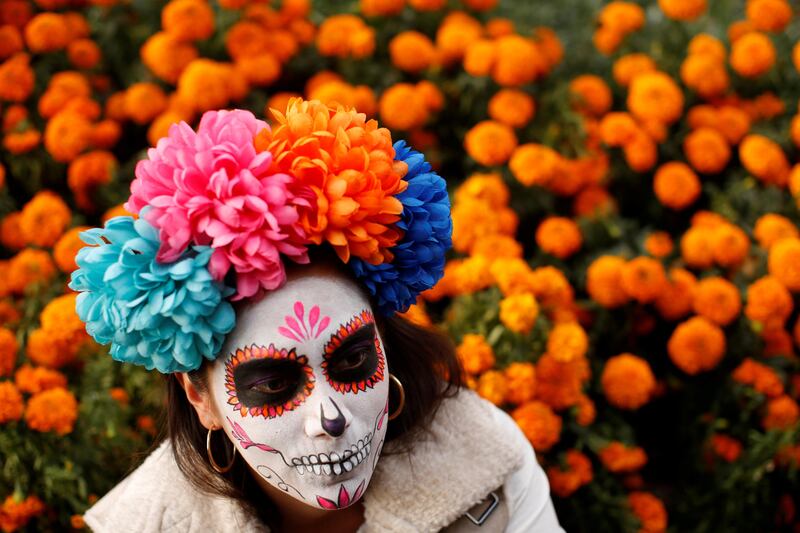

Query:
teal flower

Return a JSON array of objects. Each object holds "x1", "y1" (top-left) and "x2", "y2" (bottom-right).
[{"x1": 68, "y1": 215, "x2": 235, "y2": 373}]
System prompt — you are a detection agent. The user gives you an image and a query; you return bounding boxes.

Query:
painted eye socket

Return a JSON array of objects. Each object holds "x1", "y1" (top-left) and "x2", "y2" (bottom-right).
[
  {"x1": 225, "y1": 344, "x2": 315, "y2": 419},
  {"x1": 322, "y1": 310, "x2": 386, "y2": 394}
]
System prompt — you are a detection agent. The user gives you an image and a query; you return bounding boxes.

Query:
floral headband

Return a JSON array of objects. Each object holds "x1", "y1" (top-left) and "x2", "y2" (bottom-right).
[{"x1": 68, "y1": 99, "x2": 452, "y2": 374}]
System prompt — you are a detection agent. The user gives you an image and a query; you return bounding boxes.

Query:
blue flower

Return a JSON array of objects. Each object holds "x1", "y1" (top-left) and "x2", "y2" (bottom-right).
[
  {"x1": 350, "y1": 140, "x2": 453, "y2": 315},
  {"x1": 68, "y1": 215, "x2": 236, "y2": 373}
]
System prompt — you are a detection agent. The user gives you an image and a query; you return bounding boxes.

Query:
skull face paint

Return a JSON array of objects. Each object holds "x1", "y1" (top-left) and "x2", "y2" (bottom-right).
[{"x1": 208, "y1": 268, "x2": 390, "y2": 509}]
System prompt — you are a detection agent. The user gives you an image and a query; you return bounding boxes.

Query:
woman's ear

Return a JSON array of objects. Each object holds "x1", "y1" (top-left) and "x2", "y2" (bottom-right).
[{"x1": 175, "y1": 372, "x2": 221, "y2": 430}]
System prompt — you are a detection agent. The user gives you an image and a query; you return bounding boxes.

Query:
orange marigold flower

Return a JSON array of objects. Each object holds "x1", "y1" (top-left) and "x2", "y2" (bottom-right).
[
  {"x1": 454, "y1": 172, "x2": 509, "y2": 208},
  {"x1": 680, "y1": 226, "x2": 715, "y2": 269},
  {"x1": 627, "y1": 72, "x2": 684, "y2": 125},
  {"x1": 715, "y1": 105, "x2": 751, "y2": 145},
  {"x1": 547, "y1": 449, "x2": 593, "y2": 497},
  {"x1": 0, "y1": 380, "x2": 23, "y2": 423},
  {"x1": 599, "y1": 2, "x2": 645, "y2": 34},
  {"x1": 0, "y1": 327, "x2": 18, "y2": 377},
  {"x1": 709, "y1": 434, "x2": 742, "y2": 462},
  {"x1": 533, "y1": 26, "x2": 563, "y2": 71},
  {"x1": 389, "y1": 31, "x2": 436, "y2": 73},
  {"x1": 91, "y1": 119, "x2": 121, "y2": 150},
  {"x1": 512, "y1": 400, "x2": 562, "y2": 451},
  {"x1": 435, "y1": 11, "x2": 483, "y2": 64},
  {"x1": 485, "y1": 18, "x2": 514, "y2": 38},
  {"x1": 177, "y1": 59, "x2": 247, "y2": 114},
  {"x1": 504, "y1": 362, "x2": 536, "y2": 405},
  {"x1": 53, "y1": 226, "x2": 91, "y2": 273},
  {"x1": 464, "y1": 120, "x2": 517, "y2": 167},
  {"x1": 0, "y1": 25, "x2": 23, "y2": 60},
  {"x1": 692, "y1": 276, "x2": 741, "y2": 326},
  {"x1": 409, "y1": 0, "x2": 446, "y2": 9},
  {"x1": 489, "y1": 257, "x2": 536, "y2": 296},
  {"x1": 476, "y1": 370, "x2": 507, "y2": 406},
  {"x1": 25, "y1": 293, "x2": 89, "y2": 368},
  {"x1": 509, "y1": 143, "x2": 562, "y2": 187},
  {"x1": 360, "y1": 0, "x2": 405, "y2": 16},
  {"x1": 471, "y1": 234, "x2": 523, "y2": 261},
  {"x1": 0, "y1": 212, "x2": 26, "y2": 251},
  {"x1": 628, "y1": 491, "x2": 668, "y2": 533},
  {"x1": 259, "y1": 98, "x2": 406, "y2": 264},
  {"x1": 569, "y1": 75, "x2": 612, "y2": 117},
  {"x1": 399, "y1": 303, "x2": 431, "y2": 328},
  {"x1": 24, "y1": 13, "x2": 69, "y2": 53},
  {"x1": 0, "y1": 53, "x2": 34, "y2": 102},
  {"x1": 681, "y1": 54, "x2": 729, "y2": 99},
  {"x1": 547, "y1": 322, "x2": 588, "y2": 363},
  {"x1": 768, "y1": 237, "x2": 800, "y2": 291},
  {"x1": 0, "y1": 300, "x2": 20, "y2": 327},
  {"x1": 645, "y1": 232, "x2": 673, "y2": 258},
  {"x1": 739, "y1": 134, "x2": 790, "y2": 187},
  {"x1": 689, "y1": 34, "x2": 726, "y2": 60},
  {"x1": 575, "y1": 394, "x2": 596, "y2": 426},
  {"x1": 456, "y1": 333, "x2": 495, "y2": 375},
  {"x1": 67, "y1": 151, "x2": 118, "y2": 211},
  {"x1": 599, "y1": 112, "x2": 638, "y2": 147},
  {"x1": 745, "y1": 276, "x2": 793, "y2": 332},
  {"x1": 500, "y1": 293, "x2": 539, "y2": 334},
  {"x1": 449, "y1": 256, "x2": 494, "y2": 296},
  {"x1": 587, "y1": 255, "x2": 629, "y2": 308},
  {"x1": 162, "y1": 0, "x2": 215, "y2": 42},
  {"x1": 67, "y1": 38, "x2": 101, "y2": 70},
  {"x1": 613, "y1": 53, "x2": 657, "y2": 87},
  {"x1": 531, "y1": 266, "x2": 575, "y2": 310},
  {"x1": 141, "y1": 32, "x2": 197, "y2": 84},
  {"x1": 655, "y1": 268, "x2": 697, "y2": 321},
  {"x1": 44, "y1": 111, "x2": 92, "y2": 163},
  {"x1": 746, "y1": 0, "x2": 792, "y2": 32},
  {"x1": 0, "y1": 494, "x2": 46, "y2": 532},
  {"x1": 378, "y1": 83, "x2": 429, "y2": 131},
  {"x1": 124, "y1": 82, "x2": 168, "y2": 125},
  {"x1": 601, "y1": 353, "x2": 655, "y2": 410},
  {"x1": 488, "y1": 89, "x2": 535, "y2": 128},
  {"x1": 109, "y1": 386, "x2": 129, "y2": 406},
  {"x1": 102, "y1": 204, "x2": 136, "y2": 224},
  {"x1": 536, "y1": 217, "x2": 582, "y2": 259},
  {"x1": 451, "y1": 199, "x2": 517, "y2": 253},
  {"x1": 14, "y1": 364, "x2": 67, "y2": 395},
  {"x1": 463, "y1": 39, "x2": 496, "y2": 77},
  {"x1": 536, "y1": 352, "x2": 590, "y2": 411},
  {"x1": 621, "y1": 256, "x2": 667, "y2": 304},
  {"x1": 732, "y1": 357, "x2": 784, "y2": 397},
  {"x1": 492, "y1": 35, "x2": 545, "y2": 87},
  {"x1": 730, "y1": 32, "x2": 775, "y2": 78},
  {"x1": 754, "y1": 214, "x2": 798, "y2": 249},
  {"x1": 19, "y1": 190, "x2": 70, "y2": 247},
  {"x1": 599, "y1": 442, "x2": 648, "y2": 473},
  {"x1": 622, "y1": 129, "x2": 658, "y2": 173},
  {"x1": 659, "y1": 0, "x2": 706, "y2": 20},
  {"x1": 763, "y1": 394, "x2": 800, "y2": 430},
  {"x1": 684, "y1": 128, "x2": 730, "y2": 174},
  {"x1": 317, "y1": 14, "x2": 375, "y2": 59},
  {"x1": 24, "y1": 386, "x2": 78, "y2": 435},
  {"x1": 668, "y1": 316, "x2": 726, "y2": 374},
  {"x1": 653, "y1": 162, "x2": 701, "y2": 210}
]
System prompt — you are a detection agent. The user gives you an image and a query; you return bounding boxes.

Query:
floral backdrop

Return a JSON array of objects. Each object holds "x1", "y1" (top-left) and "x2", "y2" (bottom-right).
[{"x1": 0, "y1": 0, "x2": 799, "y2": 531}]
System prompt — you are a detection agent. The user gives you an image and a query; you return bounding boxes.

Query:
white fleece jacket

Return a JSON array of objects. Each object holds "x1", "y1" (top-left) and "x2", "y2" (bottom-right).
[{"x1": 84, "y1": 390, "x2": 564, "y2": 533}]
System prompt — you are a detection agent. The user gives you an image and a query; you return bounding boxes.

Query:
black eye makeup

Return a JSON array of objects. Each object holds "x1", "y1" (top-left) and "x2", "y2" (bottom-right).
[
  {"x1": 225, "y1": 344, "x2": 315, "y2": 418},
  {"x1": 321, "y1": 310, "x2": 386, "y2": 394}
]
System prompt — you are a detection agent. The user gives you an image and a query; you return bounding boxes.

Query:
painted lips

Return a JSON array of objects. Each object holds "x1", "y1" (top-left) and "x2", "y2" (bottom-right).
[{"x1": 291, "y1": 431, "x2": 373, "y2": 476}]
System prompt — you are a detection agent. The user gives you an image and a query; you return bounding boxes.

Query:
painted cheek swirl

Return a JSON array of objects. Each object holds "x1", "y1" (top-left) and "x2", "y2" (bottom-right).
[
  {"x1": 321, "y1": 310, "x2": 386, "y2": 394},
  {"x1": 225, "y1": 344, "x2": 315, "y2": 418}
]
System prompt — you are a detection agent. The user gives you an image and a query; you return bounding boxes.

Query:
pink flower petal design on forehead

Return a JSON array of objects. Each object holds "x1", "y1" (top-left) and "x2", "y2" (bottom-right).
[{"x1": 279, "y1": 301, "x2": 331, "y2": 342}]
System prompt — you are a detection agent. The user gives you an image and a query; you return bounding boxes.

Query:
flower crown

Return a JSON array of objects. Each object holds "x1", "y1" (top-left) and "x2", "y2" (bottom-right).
[{"x1": 69, "y1": 99, "x2": 452, "y2": 374}]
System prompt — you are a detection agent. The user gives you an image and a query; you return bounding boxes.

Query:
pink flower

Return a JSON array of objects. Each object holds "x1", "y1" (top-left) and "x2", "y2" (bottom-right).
[{"x1": 126, "y1": 109, "x2": 312, "y2": 299}]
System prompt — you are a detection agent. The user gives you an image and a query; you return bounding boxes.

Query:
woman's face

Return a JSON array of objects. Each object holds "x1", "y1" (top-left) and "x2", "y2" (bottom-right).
[{"x1": 206, "y1": 267, "x2": 390, "y2": 510}]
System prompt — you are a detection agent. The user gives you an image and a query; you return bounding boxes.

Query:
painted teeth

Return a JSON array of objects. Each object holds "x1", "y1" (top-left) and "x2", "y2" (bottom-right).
[
  {"x1": 291, "y1": 433, "x2": 374, "y2": 476},
  {"x1": 343, "y1": 459, "x2": 354, "y2": 472},
  {"x1": 333, "y1": 463, "x2": 342, "y2": 475},
  {"x1": 330, "y1": 452, "x2": 339, "y2": 462}
]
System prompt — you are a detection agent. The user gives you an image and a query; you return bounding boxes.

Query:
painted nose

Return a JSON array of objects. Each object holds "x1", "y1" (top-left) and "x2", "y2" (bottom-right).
[{"x1": 320, "y1": 398, "x2": 347, "y2": 437}]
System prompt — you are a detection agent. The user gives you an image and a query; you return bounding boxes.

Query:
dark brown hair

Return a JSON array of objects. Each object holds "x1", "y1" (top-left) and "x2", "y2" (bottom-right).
[{"x1": 161, "y1": 255, "x2": 462, "y2": 530}]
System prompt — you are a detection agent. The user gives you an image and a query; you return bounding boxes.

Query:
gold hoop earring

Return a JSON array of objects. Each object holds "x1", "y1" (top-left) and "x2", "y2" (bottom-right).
[
  {"x1": 388, "y1": 373, "x2": 405, "y2": 421},
  {"x1": 207, "y1": 426, "x2": 236, "y2": 474}
]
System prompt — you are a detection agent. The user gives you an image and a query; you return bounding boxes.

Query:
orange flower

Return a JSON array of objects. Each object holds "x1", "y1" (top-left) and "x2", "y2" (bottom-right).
[
  {"x1": 575, "y1": 394, "x2": 596, "y2": 426},
  {"x1": 530, "y1": 266, "x2": 575, "y2": 311},
  {"x1": 710, "y1": 223, "x2": 750, "y2": 268},
  {"x1": 746, "y1": 0, "x2": 792, "y2": 32},
  {"x1": 763, "y1": 394, "x2": 800, "y2": 430},
  {"x1": 587, "y1": 256, "x2": 629, "y2": 308},
  {"x1": 6, "y1": 248, "x2": 57, "y2": 294},
  {"x1": 177, "y1": 59, "x2": 248, "y2": 114},
  {"x1": 435, "y1": 11, "x2": 483, "y2": 64},
  {"x1": 448, "y1": 256, "x2": 494, "y2": 296},
  {"x1": 547, "y1": 322, "x2": 588, "y2": 363},
  {"x1": 613, "y1": 53, "x2": 657, "y2": 87},
  {"x1": 683, "y1": 128, "x2": 730, "y2": 174},
  {"x1": 732, "y1": 358, "x2": 784, "y2": 398},
  {"x1": 0, "y1": 494, "x2": 45, "y2": 532},
  {"x1": 14, "y1": 364, "x2": 67, "y2": 395},
  {"x1": 0, "y1": 300, "x2": 20, "y2": 327},
  {"x1": 658, "y1": 0, "x2": 706, "y2": 20},
  {"x1": 754, "y1": 214, "x2": 798, "y2": 249},
  {"x1": 730, "y1": 32, "x2": 775, "y2": 78},
  {"x1": 547, "y1": 450, "x2": 593, "y2": 498},
  {"x1": 499, "y1": 293, "x2": 539, "y2": 334},
  {"x1": 745, "y1": 276, "x2": 793, "y2": 332},
  {"x1": 317, "y1": 14, "x2": 375, "y2": 58},
  {"x1": 621, "y1": 256, "x2": 667, "y2": 304},
  {"x1": 628, "y1": 491, "x2": 668, "y2": 533},
  {"x1": 709, "y1": 434, "x2": 742, "y2": 462},
  {"x1": 569, "y1": 75, "x2": 612, "y2": 117},
  {"x1": 488, "y1": 89, "x2": 535, "y2": 128},
  {"x1": 0, "y1": 326, "x2": 18, "y2": 377},
  {"x1": 599, "y1": 2, "x2": 645, "y2": 35},
  {"x1": 44, "y1": 111, "x2": 92, "y2": 163},
  {"x1": 598, "y1": 442, "x2": 648, "y2": 473},
  {"x1": 536, "y1": 217, "x2": 582, "y2": 259},
  {"x1": 0, "y1": 25, "x2": 23, "y2": 59},
  {"x1": 739, "y1": 134, "x2": 790, "y2": 186},
  {"x1": 463, "y1": 39, "x2": 496, "y2": 77},
  {"x1": 535, "y1": 352, "x2": 590, "y2": 411},
  {"x1": 668, "y1": 316, "x2": 726, "y2": 374},
  {"x1": 489, "y1": 257, "x2": 536, "y2": 296},
  {"x1": 599, "y1": 112, "x2": 638, "y2": 147},
  {"x1": 622, "y1": 129, "x2": 657, "y2": 172},
  {"x1": 471, "y1": 234, "x2": 523, "y2": 261},
  {"x1": 389, "y1": 31, "x2": 435, "y2": 73},
  {"x1": 492, "y1": 35, "x2": 545, "y2": 87},
  {"x1": 24, "y1": 13, "x2": 69, "y2": 53},
  {"x1": 102, "y1": 204, "x2": 137, "y2": 224},
  {"x1": 124, "y1": 82, "x2": 168, "y2": 125},
  {"x1": 53, "y1": 226, "x2": 91, "y2": 273},
  {"x1": 67, "y1": 38, "x2": 101, "y2": 70},
  {"x1": 399, "y1": 303, "x2": 432, "y2": 328},
  {"x1": 476, "y1": 370, "x2": 508, "y2": 406},
  {"x1": 511, "y1": 400, "x2": 562, "y2": 451},
  {"x1": 162, "y1": 0, "x2": 214, "y2": 42},
  {"x1": 26, "y1": 294, "x2": 90, "y2": 368},
  {"x1": 456, "y1": 334, "x2": 495, "y2": 375},
  {"x1": 360, "y1": 0, "x2": 405, "y2": 16},
  {"x1": 91, "y1": 120, "x2": 122, "y2": 150},
  {"x1": 0, "y1": 380, "x2": 23, "y2": 423},
  {"x1": 454, "y1": 172, "x2": 509, "y2": 207},
  {"x1": 451, "y1": 198, "x2": 517, "y2": 253},
  {"x1": 644, "y1": 232, "x2": 673, "y2": 258},
  {"x1": 140, "y1": 32, "x2": 197, "y2": 84},
  {"x1": 68, "y1": 151, "x2": 118, "y2": 211},
  {"x1": 379, "y1": 83, "x2": 429, "y2": 131},
  {"x1": 653, "y1": 162, "x2": 701, "y2": 210},
  {"x1": 680, "y1": 226, "x2": 715, "y2": 269},
  {"x1": 464, "y1": 120, "x2": 517, "y2": 167},
  {"x1": 504, "y1": 362, "x2": 536, "y2": 405},
  {"x1": 692, "y1": 277, "x2": 741, "y2": 326},
  {"x1": 409, "y1": 0, "x2": 445, "y2": 10},
  {"x1": 18, "y1": 190, "x2": 71, "y2": 248},
  {"x1": 0, "y1": 53, "x2": 34, "y2": 102},
  {"x1": 486, "y1": 18, "x2": 515, "y2": 38},
  {"x1": 509, "y1": 143, "x2": 563, "y2": 187},
  {"x1": 627, "y1": 72, "x2": 684, "y2": 125},
  {"x1": 0, "y1": 213, "x2": 25, "y2": 251},
  {"x1": 768, "y1": 237, "x2": 800, "y2": 291},
  {"x1": 688, "y1": 34, "x2": 726, "y2": 60},
  {"x1": 24, "y1": 386, "x2": 78, "y2": 435},
  {"x1": 655, "y1": 268, "x2": 697, "y2": 321},
  {"x1": 601, "y1": 353, "x2": 655, "y2": 410}
]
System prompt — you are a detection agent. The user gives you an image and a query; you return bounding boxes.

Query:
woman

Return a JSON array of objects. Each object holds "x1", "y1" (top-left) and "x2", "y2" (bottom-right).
[{"x1": 71, "y1": 102, "x2": 564, "y2": 532}]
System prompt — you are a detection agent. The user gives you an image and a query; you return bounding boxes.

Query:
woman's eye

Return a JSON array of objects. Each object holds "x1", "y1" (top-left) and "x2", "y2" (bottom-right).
[
  {"x1": 251, "y1": 376, "x2": 291, "y2": 394},
  {"x1": 334, "y1": 351, "x2": 368, "y2": 372}
]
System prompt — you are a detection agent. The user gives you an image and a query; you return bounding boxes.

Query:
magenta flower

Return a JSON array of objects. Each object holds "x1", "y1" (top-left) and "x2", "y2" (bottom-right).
[{"x1": 126, "y1": 109, "x2": 313, "y2": 299}]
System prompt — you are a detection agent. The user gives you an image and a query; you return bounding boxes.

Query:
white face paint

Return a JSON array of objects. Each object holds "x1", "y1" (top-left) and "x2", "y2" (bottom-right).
[{"x1": 208, "y1": 267, "x2": 390, "y2": 510}]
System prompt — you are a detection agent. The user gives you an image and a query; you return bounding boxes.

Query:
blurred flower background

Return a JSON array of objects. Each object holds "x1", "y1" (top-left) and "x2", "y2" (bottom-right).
[{"x1": 0, "y1": 0, "x2": 799, "y2": 531}]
